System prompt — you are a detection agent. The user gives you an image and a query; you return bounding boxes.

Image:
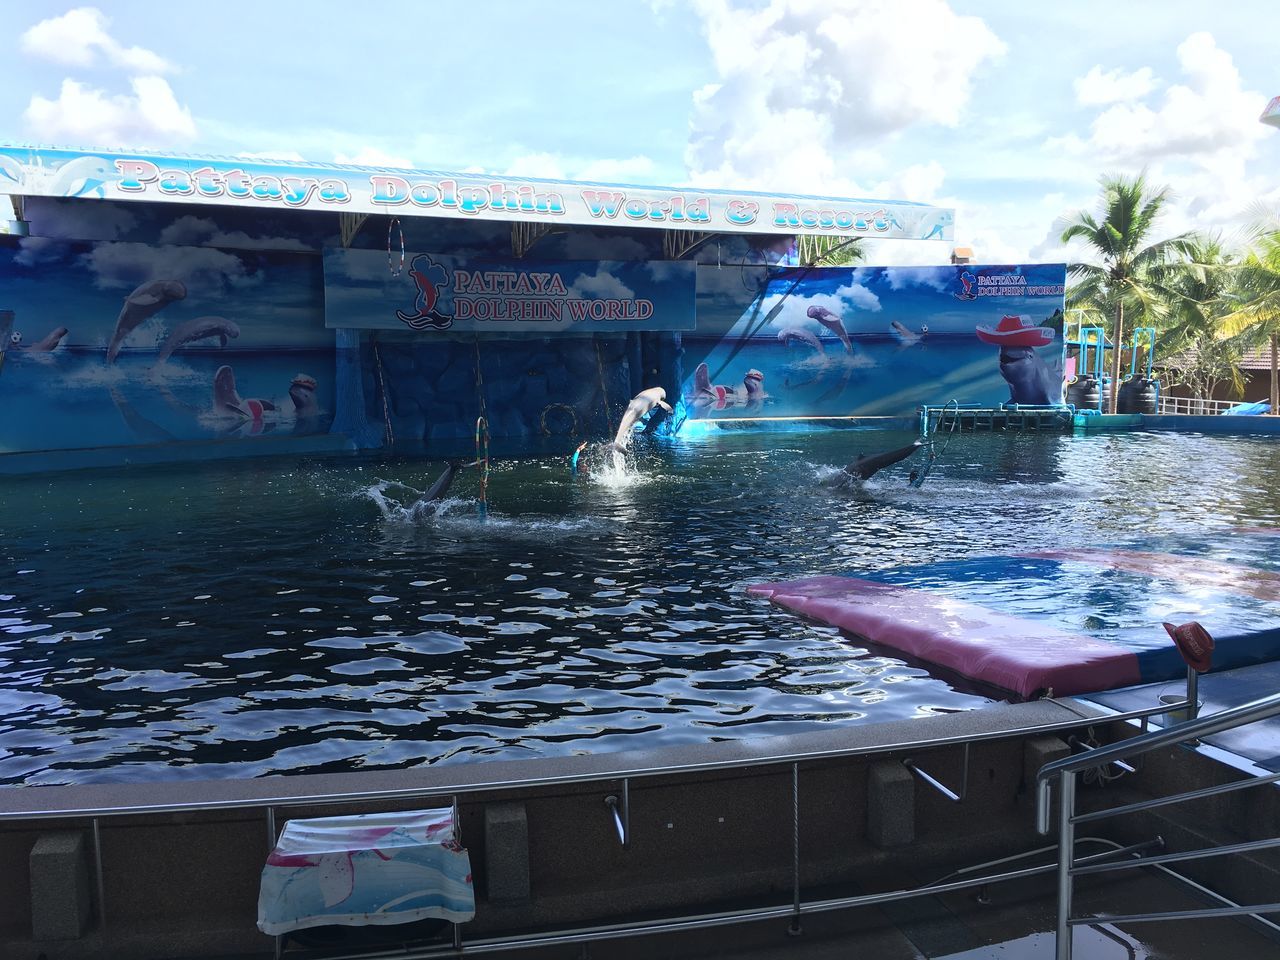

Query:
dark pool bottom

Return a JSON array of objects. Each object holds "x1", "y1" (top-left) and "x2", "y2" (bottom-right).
[{"x1": 1, "y1": 428, "x2": 1278, "y2": 785}]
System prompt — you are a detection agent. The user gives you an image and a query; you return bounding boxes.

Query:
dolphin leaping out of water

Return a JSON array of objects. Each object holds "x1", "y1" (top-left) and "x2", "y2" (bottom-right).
[
  {"x1": 156, "y1": 316, "x2": 240, "y2": 364},
  {"x1": 612, "y1": 387, "x2": 672, "y2": 454},
  {"x1": 806, "y1": 305, "x2": 852, "y2": 353},
  {"x1": 841, "y1": 440, "x2": 924, "y2": 482},
  {"x1": 107, "y1": 280, "x2": 187, "y2": 363}
]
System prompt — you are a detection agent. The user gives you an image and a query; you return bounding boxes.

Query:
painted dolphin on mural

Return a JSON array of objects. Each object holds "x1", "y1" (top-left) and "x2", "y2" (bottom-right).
[
  {"x1": 49, "y1": 156, "x2": 118, "y2": 199},
  {"x1": 777, "y1": 327, "x2": 824, "y2": 353},
  {"x1": 611, "y1": 387, "x2": 672, "y2": 467},
  {"x1": 156, "y1": 316, "x2": 240, "y2": 364},
  {"x1": 890, "y1": 320, "x2": 927, "y2": 347},
  {"x1": 997, "y1": 347, "x2": 1060, "y2": 405},
  {"x1": 806, "y1": 305, "x2": 853, "y2": 353},
  {"x1": 690, "y1": 363, "x2": 766, "y2": 414},
  {"x1": 106, "y1": 280, "x2": 187, "y2": 363},
  {"x1": 975, "y1": 315, "x2": 1059, "y2": 405},
  {"x1": 288, "y1": 373, "x2": 325, "y2": 435},
  {"x1": 841, "y1": 441, "x2": 925, "y2": 482},
  {"x1": 12, "y1": 326, "x2": 69, "y2": 351},
  {"x1": 212, "y1": 365, "x2": 276, "y2": 421},
  {"x1": 919, "y1": 210, "x2": 954, "y2": 241},
  {"x1": 109, "y1": 387, "x2": 175, "y2": 444},
  {"x1": 0, "y1": 155, "x2": 23, "y2": 186}
]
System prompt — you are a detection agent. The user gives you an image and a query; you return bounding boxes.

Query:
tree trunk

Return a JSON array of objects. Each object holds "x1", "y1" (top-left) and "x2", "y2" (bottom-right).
[
  {"x1": 1271, "y1": 332, "x2": 1278, "y2": 416},
  {"x1": 1109, "y1": 301, "x2": 1124, "y2": 415}
]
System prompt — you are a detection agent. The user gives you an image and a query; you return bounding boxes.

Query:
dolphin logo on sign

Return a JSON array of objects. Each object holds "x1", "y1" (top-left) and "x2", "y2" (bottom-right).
[{"x1": 396, "y1": 254, "x2": 454, "y2": 330}]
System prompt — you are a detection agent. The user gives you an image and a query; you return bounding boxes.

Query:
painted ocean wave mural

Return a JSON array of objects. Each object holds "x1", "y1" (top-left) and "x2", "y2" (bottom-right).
[{"x1": 0, "y1": 235, "x2": 333, "y2": 453}]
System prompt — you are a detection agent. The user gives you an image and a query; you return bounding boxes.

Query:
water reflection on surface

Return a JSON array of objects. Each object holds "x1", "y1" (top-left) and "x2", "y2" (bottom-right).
[{"x1": 0, "y1": 429, "x2": 1276, "y2": 785}]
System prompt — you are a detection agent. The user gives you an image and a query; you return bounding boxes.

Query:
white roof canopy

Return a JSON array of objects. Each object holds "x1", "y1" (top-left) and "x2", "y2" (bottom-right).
[{"x1": 0, "y1": 144, "x2": 954, "y2": 243}]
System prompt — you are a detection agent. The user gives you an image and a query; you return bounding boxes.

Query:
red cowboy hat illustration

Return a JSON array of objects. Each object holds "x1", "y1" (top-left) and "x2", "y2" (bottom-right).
[
  {"x1": 975, "y1": 314, "x2": 1055, "y2": 347},
  {"x1": 1162, "y1": 620, "x2": 1214, "y2": 673}
]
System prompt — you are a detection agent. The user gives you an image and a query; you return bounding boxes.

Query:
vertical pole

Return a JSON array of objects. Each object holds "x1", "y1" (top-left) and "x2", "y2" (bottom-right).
[
  {"x1": 92, "y1": 817, "x2": 106, "y2": 930},
  {"x1": 1055, "y1": 771, "x2": 1076, "y2": 960},
  {"x1": 452, "y1": 794, "x2": 463, "y2": 951},
  {"x1": 788, "y1": 763, "x2": 801, "y2": 936},
  {"x1": 267, "y1": 807, "x2": 281, "y2": 960},
  {"x1": 1270, "y1": 332, "x2": 1278, "y2": 417},
  {"x1": 1187, "y1": 667, "x2": 1200, "y2": 722},
  {"x1": 622, "y1": 778, "x2": 630, "y2": 849}
]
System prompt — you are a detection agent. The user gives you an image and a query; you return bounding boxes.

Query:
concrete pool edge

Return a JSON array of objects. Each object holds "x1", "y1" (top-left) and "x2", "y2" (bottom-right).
[
  {"x1": 0, "y1": 699, "x2": 1094, "y2": 818},
  {"x1": 3, "y1": 696, "x2": 1276, "y2": 960},
  {"x1": 0, "y1": 432, "x2": 358, "y2": 475}
]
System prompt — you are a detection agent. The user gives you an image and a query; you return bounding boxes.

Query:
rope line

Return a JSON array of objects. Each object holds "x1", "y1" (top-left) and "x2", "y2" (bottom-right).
[
  {"x1": 387, "y1": 218, "x2": 404, "y2": 277},
  {"x1": 473, "y1": 337, "x2": 490, "y2": 519},
  {"x1": 372, "y1": 339, "x2": 395, "y2": 447},
  {"x1": 911, "y1": 399, "x2": 960, "y2": 488},
  {"x1": 594, "y1": 339, "x2": 614, "y2": 438}
]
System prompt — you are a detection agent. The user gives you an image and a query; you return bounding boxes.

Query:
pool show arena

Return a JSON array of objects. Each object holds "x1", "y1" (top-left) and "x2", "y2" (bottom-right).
[{"x1": 1, "y1": 145, "x2": 1279, "y2": 959}]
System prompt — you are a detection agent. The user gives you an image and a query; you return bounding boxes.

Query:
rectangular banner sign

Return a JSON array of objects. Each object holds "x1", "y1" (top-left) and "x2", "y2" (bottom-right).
[
  {"x1": 684, "y1": 262, "x2": 1068, "y2": 418},
  {"x1": 0, "y1": 145, "x2": 955, "y2": 242},
  {"x1": 324, "y1": 248, "x2": 696, "y2": 333}
]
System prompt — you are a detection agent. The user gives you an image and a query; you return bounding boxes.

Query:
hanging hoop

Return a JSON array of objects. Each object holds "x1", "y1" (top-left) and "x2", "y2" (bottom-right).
[
  {"x1": 539, "y1": 403, "x2": 579, "y2": 437},
  {"x1": 475, "y1": 416, "x2": 490, "y2": 519},
  {"x1": 387, "y1": 218, "x2": 405, "y2": 277}
]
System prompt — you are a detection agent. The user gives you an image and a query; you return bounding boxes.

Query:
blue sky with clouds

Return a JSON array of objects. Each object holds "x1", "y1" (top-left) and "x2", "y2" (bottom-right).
[{"x1": 3, "y1": 1, "x2": 1277, "y2": 265}]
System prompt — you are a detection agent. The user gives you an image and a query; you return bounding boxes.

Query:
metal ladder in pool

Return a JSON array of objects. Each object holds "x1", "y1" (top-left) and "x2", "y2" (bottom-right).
[{"x1": 1036, "y1": 691, "x2": 1280, "y2": 960}]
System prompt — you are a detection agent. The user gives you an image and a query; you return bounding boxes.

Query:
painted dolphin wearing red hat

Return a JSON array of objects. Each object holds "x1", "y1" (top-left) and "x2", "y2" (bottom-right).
[{"x1": 976, "y1": 315, "x2": 1060, "y2": 405}]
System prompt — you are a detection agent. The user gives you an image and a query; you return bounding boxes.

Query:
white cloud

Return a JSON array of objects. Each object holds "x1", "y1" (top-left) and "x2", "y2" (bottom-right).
[
  {"x1": 334, "y1": 148, "x2": 414, "y2": 169},
  {"x1": 21, "y1": 7, "x2": 174, "y2": 73},
  {"x1": 237, "y1": 150, "x2": 307, "y2": 162},
  {"x1": 157, "y1": 216, "x2": 312, "y2": 251},
  {"x1": 836, "y1": 281, "x2": 881, "y2": 312},
  {"x1": 83, "y1": 241, "x2": 262, "y2": 300},
  {"x1": 576, "y1": 156, "x2": 657, "y2": 184},
  {"x1": 568, "y1": 268, "x2": 636, "y2": 300},
  {"x1": 503, "y1": 153, "x2": 567, "y2": 179},
  {"x1": 1074, "y1": 65, "x2": 1157, "y2": 106},
  {"x1": 685, "y1": 0, "x2": 1004, "y2": 193},
  {"x1": 1050, "y1": 33, "x2": 1265, "y2": 168},
  {"x1": 24, "y1": 76, "x2": 197, "y2": 146}
]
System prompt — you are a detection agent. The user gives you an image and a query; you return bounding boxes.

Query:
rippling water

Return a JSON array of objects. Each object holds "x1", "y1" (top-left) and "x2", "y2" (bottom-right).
[{"x1": 1, "y1": 428, "x2": 1278, "y2": 785}]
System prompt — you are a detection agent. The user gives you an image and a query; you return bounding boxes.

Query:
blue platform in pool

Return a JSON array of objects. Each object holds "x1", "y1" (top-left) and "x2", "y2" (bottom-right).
[{"x1": 756, "y1": 529, "x2": 1280, "y2": 698}]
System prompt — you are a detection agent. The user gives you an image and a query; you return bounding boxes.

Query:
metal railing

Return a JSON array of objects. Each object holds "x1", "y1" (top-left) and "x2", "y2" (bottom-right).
[
  {"x1": 0, "y1": 699, "x2": 1182, "y2": 953},
  {"x1": 1036, "y1": 691, "x2": 1280, "y2": 960},
  {"x1": 1156, "y1": 395, "x2": 1242, "y2": 416}
]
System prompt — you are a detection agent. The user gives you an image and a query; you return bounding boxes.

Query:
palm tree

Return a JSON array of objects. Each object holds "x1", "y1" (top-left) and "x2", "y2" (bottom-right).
[
  {"x1": 1218, "y1": 224, "x2": 1280, "y2": 414},
  {"x1": 1060, "y1": 173, "x2": 1195, "y2": 413},
  {"x1": 1150, "y1": 235, "x2": 1247, "y2": 404}
]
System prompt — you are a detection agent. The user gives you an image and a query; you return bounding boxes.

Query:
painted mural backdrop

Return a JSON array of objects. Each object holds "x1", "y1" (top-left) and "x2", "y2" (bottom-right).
[
  {"x1": 0, "y1": 236, "x2": 332, "y2": 453},
  {"x1": 684, "y1": 263, "x2": 1067, "y2": 418}
]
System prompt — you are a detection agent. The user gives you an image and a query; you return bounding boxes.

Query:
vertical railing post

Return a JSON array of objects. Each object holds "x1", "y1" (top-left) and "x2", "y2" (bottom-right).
[
  {"x1": 788, "y1": 762, "x2": 801, "y2": 936},
  {"x1": 1055, "y1": 771, "x2": 1076, "y2": 960},
  {"x1": 92, "y1": 817, "x2": 106, "y2": 931}
]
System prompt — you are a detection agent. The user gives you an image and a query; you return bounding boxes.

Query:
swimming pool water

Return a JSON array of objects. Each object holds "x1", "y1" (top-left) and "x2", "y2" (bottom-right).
[{"x1": 1, "y1": 428, "x2": 1278, "y2": 785}]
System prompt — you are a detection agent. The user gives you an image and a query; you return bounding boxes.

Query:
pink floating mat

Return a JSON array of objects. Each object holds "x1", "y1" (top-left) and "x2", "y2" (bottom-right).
[
  {"x1": 1026, "y1": 549, "x2": 1280, "y2": 603},
  {"x1": 747, "y1": 576, "x2": 1140, "y2": 698}
]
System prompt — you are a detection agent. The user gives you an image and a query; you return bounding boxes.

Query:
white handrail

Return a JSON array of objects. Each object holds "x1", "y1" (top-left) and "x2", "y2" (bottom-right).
[{"x1": 1156, "y1": 395, "x2": 1243, "y2": 416}]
